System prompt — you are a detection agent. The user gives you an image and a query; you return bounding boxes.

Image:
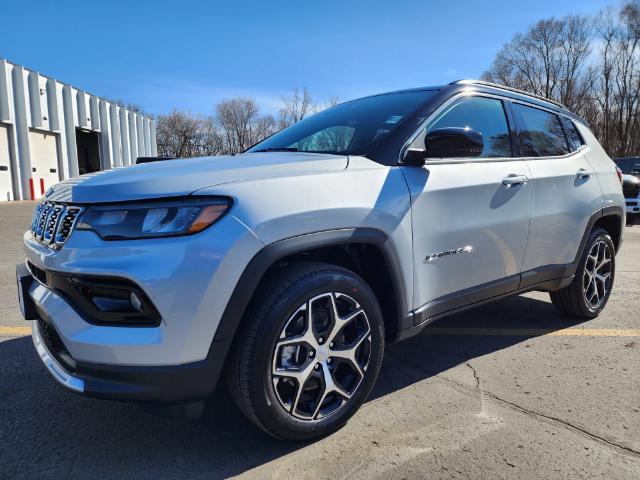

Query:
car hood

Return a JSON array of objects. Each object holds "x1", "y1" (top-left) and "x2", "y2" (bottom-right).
[{"x1": 45, "y1": 152, "x2": 348, "y2": 203}]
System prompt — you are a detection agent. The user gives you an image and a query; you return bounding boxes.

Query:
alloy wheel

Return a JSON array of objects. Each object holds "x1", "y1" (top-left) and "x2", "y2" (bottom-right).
[
  {"x1": 583, "y1": 240, "x2": 612, "y2": 310},
  {"x1": 271, "y1": 292, "x2": 372, "y2": 421}
]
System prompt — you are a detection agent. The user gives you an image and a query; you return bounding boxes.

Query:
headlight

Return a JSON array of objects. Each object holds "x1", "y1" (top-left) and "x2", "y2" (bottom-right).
[{"x1": 76, "y1": 197, "x2": 231, "y2": 240}]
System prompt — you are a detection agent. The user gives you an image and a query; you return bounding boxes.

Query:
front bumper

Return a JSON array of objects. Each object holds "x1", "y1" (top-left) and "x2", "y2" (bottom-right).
[
  {"x1": 21, "y1": 213, "x2": 263, "y2": 403},
  {"x1": 31, "y1": 314, "x2": 230, "y2": 404},
  {"x1": 626, "y1": 198, "x2": 639, "y2": 216}
]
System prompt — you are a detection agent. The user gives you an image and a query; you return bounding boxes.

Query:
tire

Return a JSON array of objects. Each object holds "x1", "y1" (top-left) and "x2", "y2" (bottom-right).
[
  {"x1": 550, "y1": 228, "x2": 615, "y2": 318},
  {"x1": 227, "y1": 261, "x2": 385, "y2": 441}
]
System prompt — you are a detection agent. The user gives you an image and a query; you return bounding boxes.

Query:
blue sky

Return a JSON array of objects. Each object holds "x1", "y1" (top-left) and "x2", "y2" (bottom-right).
[{"x1": 1, "y1": 0, "x2": 614, "y2": 116}]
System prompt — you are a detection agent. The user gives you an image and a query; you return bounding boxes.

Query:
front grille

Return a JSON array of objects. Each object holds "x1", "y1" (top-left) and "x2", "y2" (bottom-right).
[
  {"x1": 623, "y1": 181, "x2": 640, "y2": 199},
  {"x1": 30, "y1": 201, "x2": 83, "y2": 248}
]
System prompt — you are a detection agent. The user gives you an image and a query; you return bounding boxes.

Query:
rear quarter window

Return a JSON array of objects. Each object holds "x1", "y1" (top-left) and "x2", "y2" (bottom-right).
[
  {"x1": 561, "y1": 118, "x2": 585, "y2": 151},
  {"x1": 511, "y1": 103, "x2": 570, "y2": 157}
]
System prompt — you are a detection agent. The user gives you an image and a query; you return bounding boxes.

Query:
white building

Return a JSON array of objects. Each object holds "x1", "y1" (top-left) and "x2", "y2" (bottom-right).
[{"x1": 0, "y1": 59, "x2": 157, "y2": 201}]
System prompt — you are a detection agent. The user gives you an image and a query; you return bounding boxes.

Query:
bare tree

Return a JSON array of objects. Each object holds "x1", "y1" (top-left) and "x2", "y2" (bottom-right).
[
  {"x1": 482, "y1": 15, "x2": 592, "y2": 107},
  {"x1": 327, "y1": 95, "x2": 342, "y2": 107},
  {"x1": 216, "y1": 98, "x2": 260, "y2": 153},
  {"x1": 280, "y1": 87, "x2": 314, "y2": 127},
  {"x1": 156, "y1": 88, "x2": 346, "y2": 158},
  {"x1": 483, "y1": 2, "x2": 640, "y2": 157},
  {"x1": 156, "y1": 110, "x2": 224, "y2": 158}
]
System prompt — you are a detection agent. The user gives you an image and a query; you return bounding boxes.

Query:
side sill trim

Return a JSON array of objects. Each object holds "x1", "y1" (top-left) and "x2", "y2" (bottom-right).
[
  {"x1": 395, "y1": 273, "x2": 573, "y2": 343},
  {"x1": 394, "y1": 276, "x2": 573, "y2": 342},
  {"x1": 412, "y1": 274, "x2": 520, "y2": 324}
]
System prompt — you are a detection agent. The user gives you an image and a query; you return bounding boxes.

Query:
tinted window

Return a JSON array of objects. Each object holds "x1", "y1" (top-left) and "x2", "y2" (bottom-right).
[
  {"x1": 248, "y1": 90, "x2": 437, "y2": 156},
  {"x1": 562, "y1": 118, "x2": 585, "y2": 151},
  {"x1": 511, "y1": 103, "x2": 569, "y2": 157},
  {"x1": 427, "y1": 96, "x2": 512, "y2": 157}
]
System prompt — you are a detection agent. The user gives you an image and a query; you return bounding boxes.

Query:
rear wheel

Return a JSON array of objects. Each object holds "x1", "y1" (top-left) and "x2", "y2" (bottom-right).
[
  {"x1": 550, "y1": 228, "x2": 615, "y2": 318},
  {"x1": 228, "y1": 261, "x2": 385, "y2": 440}
]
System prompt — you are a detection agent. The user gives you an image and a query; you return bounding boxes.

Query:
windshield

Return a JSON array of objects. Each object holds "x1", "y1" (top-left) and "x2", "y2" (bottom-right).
[{"x1": 248, "y1": 90, "x2": 437, "y2": 156}]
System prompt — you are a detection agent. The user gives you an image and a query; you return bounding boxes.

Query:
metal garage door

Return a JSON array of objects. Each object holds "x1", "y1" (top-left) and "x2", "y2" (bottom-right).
[
  {"x1": 0, "y1": 124, "x2": 13, "y2": 201},
  {"x1": 28, "y1": 130, "x2": 59, "y2": 200}
]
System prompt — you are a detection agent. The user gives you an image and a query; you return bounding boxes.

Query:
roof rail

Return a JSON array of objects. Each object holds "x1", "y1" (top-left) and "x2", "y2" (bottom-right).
[{"x1": 449, "y1": 79, "x2": 568, "y2": 110}]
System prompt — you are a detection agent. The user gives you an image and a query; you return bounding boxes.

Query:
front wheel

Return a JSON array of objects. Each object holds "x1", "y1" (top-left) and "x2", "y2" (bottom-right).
[
  {"x1": 228, "y1": 261, "x2": 385, "y2": 440},
  {"x1": 550, "y1": 228, "x2": 615, "y2": 318}
]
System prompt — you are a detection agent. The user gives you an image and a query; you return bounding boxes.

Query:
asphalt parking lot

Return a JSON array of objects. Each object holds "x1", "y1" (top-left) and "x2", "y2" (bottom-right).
[{"x1": 0, "y1": 202, "x2": 638, "y2": 479}]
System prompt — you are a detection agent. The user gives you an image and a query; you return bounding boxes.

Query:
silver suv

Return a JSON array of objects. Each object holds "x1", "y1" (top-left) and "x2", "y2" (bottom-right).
[{"x1": 16, "y1": 80, "x2": 625, "y2": 440}]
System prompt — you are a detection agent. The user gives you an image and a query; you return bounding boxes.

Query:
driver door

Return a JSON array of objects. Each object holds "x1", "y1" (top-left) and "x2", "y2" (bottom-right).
[{"x1": 401, "y1": 95, "x2": 532, "y2": 319}]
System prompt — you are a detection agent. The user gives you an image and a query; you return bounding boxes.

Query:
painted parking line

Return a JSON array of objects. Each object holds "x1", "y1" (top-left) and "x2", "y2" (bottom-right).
[
  {"x1": 423, "y1": 327, "x2": 640, "y2": 337},
  {"x1": 0, "y1": 326, "x2": 31, "y2": 337},
  {"x1": 1, "y1": 325, "x2": 639, "y2": 338}
]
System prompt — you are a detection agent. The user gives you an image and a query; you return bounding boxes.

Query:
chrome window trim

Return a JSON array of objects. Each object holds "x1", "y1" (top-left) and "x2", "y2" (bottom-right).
[{"x1": 398, "y1": 89, "x2": 588, "y2": 166}]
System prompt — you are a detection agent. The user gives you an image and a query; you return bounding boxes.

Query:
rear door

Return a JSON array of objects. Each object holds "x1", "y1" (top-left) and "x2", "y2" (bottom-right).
[
  {"x1": 511, "y1": 103, "x2": 603, "y2": 286},
  {"x1": 402, "y1": 95, "x2": 532, "y2": 318}
]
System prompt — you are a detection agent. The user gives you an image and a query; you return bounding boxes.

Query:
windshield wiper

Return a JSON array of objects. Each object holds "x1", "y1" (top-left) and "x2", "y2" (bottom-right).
[{"x1": 252, "y1": 147, "x2": 299, "y2": 152}]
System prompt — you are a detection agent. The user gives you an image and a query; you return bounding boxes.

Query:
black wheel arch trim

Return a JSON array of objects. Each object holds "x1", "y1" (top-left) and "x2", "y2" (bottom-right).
[{"x1": 213, "y1": 227, "x2": 409, "y2": 343}]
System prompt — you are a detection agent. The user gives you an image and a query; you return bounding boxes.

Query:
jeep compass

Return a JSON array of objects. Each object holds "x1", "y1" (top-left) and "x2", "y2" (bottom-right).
[{"x1": 17, "y1": 80, "x2": 625, "y2": 440}]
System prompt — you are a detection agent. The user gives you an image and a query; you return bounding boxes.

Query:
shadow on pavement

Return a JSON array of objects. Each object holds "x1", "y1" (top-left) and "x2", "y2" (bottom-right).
[{"x1": 0, "y1": 294, "x2": 584, "y2": 479}]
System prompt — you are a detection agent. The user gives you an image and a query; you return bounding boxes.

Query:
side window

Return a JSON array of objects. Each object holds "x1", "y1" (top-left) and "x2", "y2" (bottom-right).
[
  {"x1": 562, "y1": 117, "x2": 585, "y2": 151},
  {"x1": 511, "y1": 103, "x2": 570, "y2": 157},
  {"x1": 427, "y1": 96, "x2": 512, "y2": 158}
]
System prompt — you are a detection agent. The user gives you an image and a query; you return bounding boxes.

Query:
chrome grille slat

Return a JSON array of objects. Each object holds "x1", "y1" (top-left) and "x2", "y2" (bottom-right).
[
  {"x1": 54, "y1": 207, "x2": 83, "y2": 245},
  {"x1": 35, "y1": 203, "x2": 52, "y2": 238},
  {"x1": 42, "y1": 205, "x2": 65, "y2": 243},
  {"x1": 30, "y1": 201, "x2": 83, "y2": 249},
  {"x1": 30, "y1": 203, "x2": 43, "y2": 231}
]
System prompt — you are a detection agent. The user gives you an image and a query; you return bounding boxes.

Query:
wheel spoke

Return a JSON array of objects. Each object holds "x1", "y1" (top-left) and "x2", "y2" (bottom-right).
[
  {"x1": 289, "y1": 361, "x2": 318, "y2": 414},
  {"x1": 272, "y1": 354, "x2": 315, "y2": 381},
  {"x1": 331, "y1": 330, "x2": 370, "y2": 376},
  {"x1": 275, "y1": 303, "x2": 319, "y2": 350},
  {"x1": 312, "y1": 362, "x2": 350, "y2": 419},
  {"x1": 275, "y1": 326, "x2": 317, "y2": 349},
  {"x1": 326, "y1": 306, "x2": 364, "y2": 344},
  {"x1": 583, "y1": 272, "x2": 592, "y2": 293},
  {"x1": 596, "y1": 256, "x2": 611, "y2": 271},
  {"x1": 591, "y1": 286, "x2": 599, "y2": 304}
]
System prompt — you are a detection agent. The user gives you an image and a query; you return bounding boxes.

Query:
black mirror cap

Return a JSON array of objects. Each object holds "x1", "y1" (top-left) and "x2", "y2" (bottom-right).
[
  {"x1": 424, "y1": 127, "x2": 484, "y2": 159},
  {"x1": 402, "y1": 147, "x2": 427, "y2": 166}
]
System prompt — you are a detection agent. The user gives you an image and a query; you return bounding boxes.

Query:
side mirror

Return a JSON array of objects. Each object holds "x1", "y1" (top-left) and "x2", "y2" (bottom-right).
[
  {"x1": 402, "y1": 127, "x2": 484, "y2": 165},
  {"x1": 424, "y1": 127, "x2": 484, "y2": 159}
]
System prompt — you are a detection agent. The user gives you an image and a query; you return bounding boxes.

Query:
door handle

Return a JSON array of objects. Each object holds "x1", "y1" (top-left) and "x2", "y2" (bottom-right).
[
  {"x1": 576, "y1": 168, "x2": 594, "y2": 178},
  {"x1": 502, "y1": 175, "x2": 528, "y2": 187}
]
